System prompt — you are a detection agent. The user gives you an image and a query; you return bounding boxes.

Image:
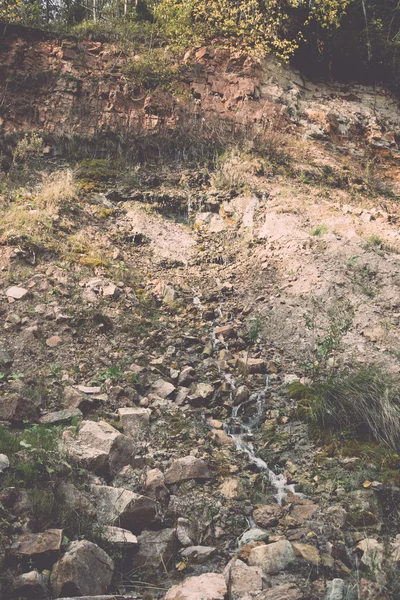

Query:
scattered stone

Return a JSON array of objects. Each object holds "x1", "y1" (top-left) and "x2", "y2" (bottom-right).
[
  {"x1": 177, "y1": 517, "x2": 199, "y2": 547},
  {"x1": 223, "y1": 558, "x2": 263, "y2": 599},
  {"x1": 188, "y1": 383, "x2": 214, "y2": 407},
  {"x1": 6, "y1": 286, "x2": 28, "y2": 300},
  {"x1": 325, "y1": 579, "x2": 345, "y2": 600},
  {"x1": 219, "y1": 477, "x2": 245, "y2": 499},
  {"x1": 117, "y1": 407, "x2": 151, "y2": 439},
  {"x1": 0, "y1": 346, "x2": 14, "y2": 368},
  {"x1": 357, "y1": 538, "x2": 384, "y2": 574},
  {"x1": 178, "y1": 366, "x2": 196, "y2": 386},
  {"x1": 10, "y1": 529, "x2": 63, "y2": 559},
  {"x1": 165, "y1": 456, "x2": 210, "y2": 484},
  {"x1": 237, "y1": 356, "x2": 266, "y2": 375},
  {"x1": 102, "y1": 526, "x2": 138, "y2": 550},
  {"x1": 50, "y1": 540, "x2": 114, "y2": 597},
  {"x1": 58, "y1": 482, "x2": 95, "y2": 517},
  {"x1": 255, "y1": 583, "x2": 304, "y2": 600},
  {"x1": 151, "y1": 379, "x2": 176, "y2": 398},
  {"x1": 62, "y1": 387, "x2": 94, "y2": 413},
  {"x1": 0, "y1": 454, "x2": 10, "y2": 473},
  {"x1": 90, "y1": 485, "x2": 156, "y2": 533},
  {"x1": 209, "y1": 429, "x2": 235, "y2": 447},
  {"x1": 133, "y1": 528, "x2": 176, "y2": 571},
  {"x1": 40, "y1": 408, "x2": 82, "y2": 425},
  {"x1": 253, "y1": 504, "x2": 284, "y2": 528},
  {"x1": 175, "y1": 387, "x2": 190, "y2": 405},
  {"x1": 165, "y1": 573, "x2": 227, "y2": 600},
  {"x1": 292, "y1": 542, "x2": 320, "y2": 564},
  {"x1": 239, "y1": 528, "x2": 269, "y2": 547},
  {"x1": 145, "y1": 468, "x2": 169, "y2": 502},
  {"x1": 0, "y1": 394, "x2": 40, "y2": 423},
  {"x1": 12, "y1": 570, "x2": 49, "y2": 598},
  {"x1": 46, "y1": 336, "x2": 62, "y2": 348},
  {"x1": 180, "y1": 545, "x2": 216, "y2": 563},
  {"x1": 215, "y1": 324, "x2": 236, "y2": 339},
  {"x1": 290, "y1": 503, "x2": 318, "y2": 523},
  {"x1": 234, "y1": 385, "x2": 250, "y2": 404},
  {"x1": 64, "y1": 419, "x2": 137, "y2": 475},
  {"x1": 76, "y1": 385, "x2": 101, "y2": 394},
  {"x1": 248, "y1": 540, "x2": 295, "y2": 574},
  {"x1": 326, "y1": 505, "x2": 348, "y2": 529}
]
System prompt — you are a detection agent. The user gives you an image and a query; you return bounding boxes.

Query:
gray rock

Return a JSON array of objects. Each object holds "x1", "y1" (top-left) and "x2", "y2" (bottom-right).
[
  {"x1": 165, "y1": 573, "x2": 227, "y2": 600},
  {"x1": 50, "y1": 540, "x2": 113, "y2": 597},
  {"x1": 180, "y1": 545, "x2": 216, "y2": 564},
  {"x1": 248, "y1": 540, "x2": 295, "y2": 574},
  {"x1": 151, "y1": 379, "x2": 176, "y2": 399},
  {"x1": 133, "y1": 528, "x2": 176, "y2": 571},
  {"x1": 12, "y1": 570, "x2": 49, "y2": 598},
  {"x1": 325, "y1": 579, "x2": 345, "y2": 600},
  {"x1": 178, "y1": 366, "x2": 196, "y2": 386},
  {"x1": 165, "y1": 456, "x2": 210, "y2": 484},
  {"x1": 40, "y1": 409, "x2": 82, "y2": 425},
  {"x1": 145, "y1": 468, "x2": 169, "y2": 502},
  {"x1": 10, "y1": 529, "x2": 63, "y2": 558},
  {"x1": 90, "y1": 485, "x2": 156, "y2": 533},
  {"x1": 118, "y1": 407, "x2": 151, "y2": 439},
  {"x1": 188, "y1": 383, "x2": 214, "y2": 407},
  {"x1": 239, "y1": 528, "x2": 269, "y2": 547},
  {"x1": 102, "y1": 526, "x2": 138, "y2": 550},
  {"x1": 176, "y1": 517, "x2": 199, "y2": 547},
  {"x1": 63, "y1": 420, "x2": 137, "y2": 475},
  {"x1": 0, "y1": 454, "x2": 10, "y2": 473},
  {"x1": 0, "y1": 346, "x2": 13, "y2": 368},
  {"x1": 59, "y1": 482, "x2": 95, "y2": 517},
  {"x1": 223, "y1": 558, "x2": 263, "y2": 599}
]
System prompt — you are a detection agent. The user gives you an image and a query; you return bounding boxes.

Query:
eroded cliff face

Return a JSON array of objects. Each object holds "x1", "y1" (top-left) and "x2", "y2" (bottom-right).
[{"x1": 1, "y1": 23, "x2": 399, "y2": 172}]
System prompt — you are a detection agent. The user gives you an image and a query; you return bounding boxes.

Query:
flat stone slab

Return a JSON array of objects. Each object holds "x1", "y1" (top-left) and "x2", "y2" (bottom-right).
[{"x1": 10, "y1": 529, "x2": 63, "y2": 556}]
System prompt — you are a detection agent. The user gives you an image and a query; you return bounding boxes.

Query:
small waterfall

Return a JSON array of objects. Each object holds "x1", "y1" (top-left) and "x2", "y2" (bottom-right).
[{"x1": 211, "y1": 317, "x2": 302, "y2": 505}]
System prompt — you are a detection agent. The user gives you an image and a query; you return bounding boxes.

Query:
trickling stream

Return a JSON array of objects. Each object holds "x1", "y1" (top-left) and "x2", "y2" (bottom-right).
[{"x1": 211, "y1": 312, "x2": 301, "y2": 505}]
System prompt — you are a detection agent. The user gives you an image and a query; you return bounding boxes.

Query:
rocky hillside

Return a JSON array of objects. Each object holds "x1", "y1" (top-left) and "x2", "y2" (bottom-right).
[{"x1": 0, "y1": 22, "x2": 400, "y2": 600}]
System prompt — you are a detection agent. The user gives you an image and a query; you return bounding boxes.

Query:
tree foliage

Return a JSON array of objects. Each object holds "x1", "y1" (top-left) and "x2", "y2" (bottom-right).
[{"x1": 156, "y1": 0, "x2": 351, "y2": 59}]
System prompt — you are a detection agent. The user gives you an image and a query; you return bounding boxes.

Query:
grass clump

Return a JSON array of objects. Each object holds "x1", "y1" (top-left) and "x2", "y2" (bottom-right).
[
  {"x1": 311, "y1": 224, "x2": 328, "y2": 237},
  {"x1": 308, "y1": 368, "x2": 400, "y2": 452},
  {"x1": 0, "y1": 170, "x2": 77, "y2": 258}
]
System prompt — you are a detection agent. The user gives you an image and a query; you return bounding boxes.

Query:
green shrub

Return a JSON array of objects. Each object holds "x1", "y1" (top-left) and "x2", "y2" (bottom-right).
[
  {"x1": 309, "y1": 367, "x2": 400, "y2": 452},
  {"x1": 124, "y1": 49, "x2": 181, "y2": 91}
]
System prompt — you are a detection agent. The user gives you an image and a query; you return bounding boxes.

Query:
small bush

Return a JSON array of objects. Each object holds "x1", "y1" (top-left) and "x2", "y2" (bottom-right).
[
  {"x1": 124, "y1": 49, "x2": 181, "y2": 91},
  {"x1": 309, "y1": 368, "x2": 400, "y2": 452}
]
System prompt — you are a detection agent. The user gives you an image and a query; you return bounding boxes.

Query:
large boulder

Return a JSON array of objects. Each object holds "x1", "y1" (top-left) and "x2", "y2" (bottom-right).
[
  {"x1": 165, "y1": 573, "x2": 227, "y2": 600},
  {"x1": 248, "y1": 540, "x2": 295, "y2": 575},
  {"x1": 63, "y1": 420, "x2": 138, "y2": 475},
  {"x1": 165, "y1": 456, "x2": 210, "y2": 484},
  {"x1": 90, "y1": 485, "x2": 156, "y2": 533},
  {"x1": 50, "y1": 540, "x2": 113, "y2": 598}
]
